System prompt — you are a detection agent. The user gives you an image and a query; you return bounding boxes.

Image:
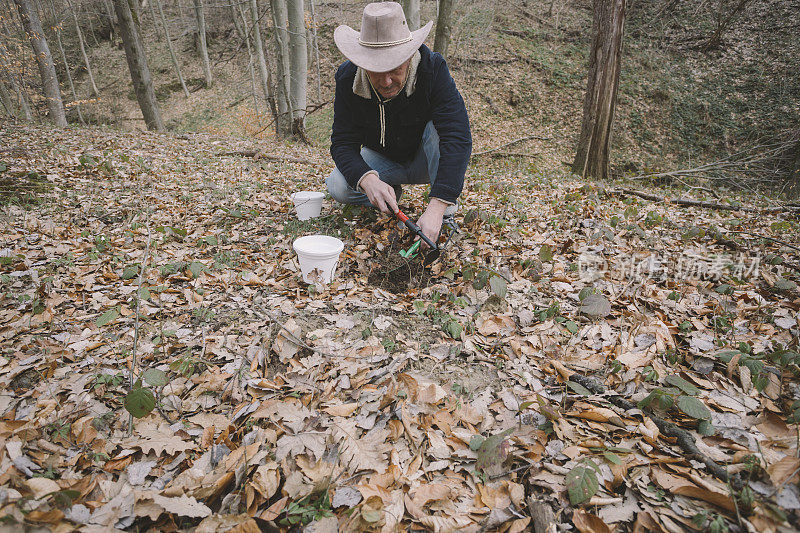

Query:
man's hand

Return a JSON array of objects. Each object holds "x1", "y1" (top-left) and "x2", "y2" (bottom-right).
[
  {"x1": 416, "y1": 198, "x2": 448, "y2": 247},
  {"x1": 360, "y1": 172, "x2": 398, "y2": 215}
]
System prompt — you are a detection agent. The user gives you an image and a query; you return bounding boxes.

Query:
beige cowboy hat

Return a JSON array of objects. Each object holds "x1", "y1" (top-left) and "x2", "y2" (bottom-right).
[{"x1": 334, "y1": 2, "x2": 433, "y2": 73}]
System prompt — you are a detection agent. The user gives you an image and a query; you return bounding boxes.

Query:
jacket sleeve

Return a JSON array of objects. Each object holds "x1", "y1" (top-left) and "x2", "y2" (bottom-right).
[
  {"x1": 330, "y1": 65, "x2": 372, "y2": 189},
  {"x1": 429, "y1": 55, "x2": 472, "y2": 204}
]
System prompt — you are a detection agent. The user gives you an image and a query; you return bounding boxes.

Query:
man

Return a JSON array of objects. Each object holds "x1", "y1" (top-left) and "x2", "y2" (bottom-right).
[{"x1": 328, "y1": 2, "x2": 472, "y2": 245}]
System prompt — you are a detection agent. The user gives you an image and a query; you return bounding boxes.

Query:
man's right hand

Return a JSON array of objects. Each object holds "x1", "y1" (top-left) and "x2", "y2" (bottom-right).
[{"x1": 360, "y1": 172, "x2": 398, "y2": 215}]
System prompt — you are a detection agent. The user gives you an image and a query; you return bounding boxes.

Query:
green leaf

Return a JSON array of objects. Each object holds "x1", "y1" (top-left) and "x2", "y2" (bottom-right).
[
  {"x1": 677, "y1": 395, "x2": 712, "y2": 420},
  {"x1": 714, "y1": 284, "x2": 733, "y2": 295},
  {"x1": 539, "y1": 244, "x2": 553, "y2": 262},
  {"x1": 444, "y1": 319, "x2": 462, "y2": 340},
  {"x1": 96, "y1": 307, "x2": 119, "y2": 327},
  {"x1": 580, "y1": 294, "x2": 611, "y2": 317},
  {"x1": 124, "y1": 387, "x2": 155, "y2": 418},
  {"x1": 664, "y1": 375, "x2": 699, "y2": 396},
  {"x1": 188, "y1": 261, "x2": 207, "y2": 279},
  {"x1": 773, "y1": 277, "x2": 798, "y2": 292},
  {"x1": 362, "y1": 509, "x2": 381, "y2": 523},
  {"x1": 603, "y1": 451, "x2": 622, "y2": 465},
  {"x1": 578, "y1": 287, "x2": 595, "y2": 301},
  {"x1": 122, "y1": 264, "x2": 139, "y2": 280},
  {"x1": 488, "y1": 275, "x2": 507, "y2": 298},
  {"x1": 567, "y1": 381, "x2": 592, "y2": 396},
  {"x1": 565, "y1": 320, "x2": 579, "y2": 334},
  {"x1": 469, "y1": 435, "x2": 486, "y2": 451},
  {"x1": 698, "y1": 420, "x2": 716, "y2": 436},
  {"x1": 475, "y1": 428, "x2": 514, "y2": 474},
  {"x1": 142, "y1": 368, "x2": 169, "y2": 387},
  {"x1": 566, "y1": 462, "x2": 599, "y2": 505}
]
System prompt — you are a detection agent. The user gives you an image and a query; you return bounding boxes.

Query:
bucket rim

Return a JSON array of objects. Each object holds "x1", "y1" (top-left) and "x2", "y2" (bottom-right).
[{"x1": 293, "y1": 234, "x2": 344, "y2": 258}]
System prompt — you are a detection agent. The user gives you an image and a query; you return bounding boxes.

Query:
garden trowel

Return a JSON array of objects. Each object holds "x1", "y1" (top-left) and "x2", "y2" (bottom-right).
[{"x1": 395, "y1": 210, "x2": 441, "y2": 266}]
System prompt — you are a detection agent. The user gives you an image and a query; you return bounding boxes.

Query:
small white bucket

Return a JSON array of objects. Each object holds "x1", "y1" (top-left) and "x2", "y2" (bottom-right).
[
  {"x1": 291, "y1": 191, "x2": 325, "y2": 220},
  {"x1": 293, "y1": 235, "x2": 344, "y2": 284}
]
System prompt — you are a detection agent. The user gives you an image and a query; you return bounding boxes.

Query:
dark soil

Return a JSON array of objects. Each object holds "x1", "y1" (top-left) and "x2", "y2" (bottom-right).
[{"x1": 367, "y1": 250, "x2": 431, "y2": 293}]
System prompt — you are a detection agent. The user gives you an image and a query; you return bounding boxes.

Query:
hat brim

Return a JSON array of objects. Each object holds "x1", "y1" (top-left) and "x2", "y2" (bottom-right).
[{"x1": 334, "y1": 21, "x2": 433, "y2": 72}]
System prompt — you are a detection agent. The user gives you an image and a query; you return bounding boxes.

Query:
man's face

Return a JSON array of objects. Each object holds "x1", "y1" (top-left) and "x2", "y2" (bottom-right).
[{"x1": 366, "y1": 59, "x2": 410, "y2": 100}]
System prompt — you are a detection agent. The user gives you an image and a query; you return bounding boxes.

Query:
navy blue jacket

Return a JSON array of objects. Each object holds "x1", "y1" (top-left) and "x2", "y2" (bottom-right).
[{"x1": 330, "y1": 45, "x2": 472, "y2": 204}]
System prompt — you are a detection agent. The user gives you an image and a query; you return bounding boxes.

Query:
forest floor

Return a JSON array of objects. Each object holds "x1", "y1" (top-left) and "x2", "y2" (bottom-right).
[{"x1": 0, "y1": 121, "x2": 799, "y2": 531}]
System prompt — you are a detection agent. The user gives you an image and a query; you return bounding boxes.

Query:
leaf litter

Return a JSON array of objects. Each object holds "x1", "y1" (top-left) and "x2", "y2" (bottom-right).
[{"x1": 0, "y1": 122, "x2": 799, "y2": 531}]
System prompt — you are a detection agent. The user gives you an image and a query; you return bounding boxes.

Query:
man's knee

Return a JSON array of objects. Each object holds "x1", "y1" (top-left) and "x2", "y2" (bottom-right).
[{"x1": 326, "y1": 170, "x2": 350, "y2": 204}]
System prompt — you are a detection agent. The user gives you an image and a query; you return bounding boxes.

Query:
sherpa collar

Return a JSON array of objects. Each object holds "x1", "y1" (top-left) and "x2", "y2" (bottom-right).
[{"x1": 353, "y1": 50, "x2": 421, "y2": 100}]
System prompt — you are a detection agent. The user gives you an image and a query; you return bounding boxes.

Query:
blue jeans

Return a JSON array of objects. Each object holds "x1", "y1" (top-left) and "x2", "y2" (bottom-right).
[{"x1": 327, "y1": 121, "x2": 455, "y2": 214}]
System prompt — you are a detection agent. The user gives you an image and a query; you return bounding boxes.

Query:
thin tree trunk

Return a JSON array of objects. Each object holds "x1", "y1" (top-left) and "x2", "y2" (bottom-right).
[
  {"x1": 703, "y1": 0, "x2": 751, "y2": 51},
  {"x1": 0, "y1": 77, "x2": 14, "y2": 117},
  {"x1": 230, "y1": 3, "x2": 245, "y2": 39},
  {"x1": 147, "y1": 0, "x2": 161, "y2": 40},
  {"x1": 0, "y1": 35, "x2": 32, "y2": 120},
  {"x1": 177, "y1": 0, "x2": 188, "y2": 28},
  {"x1": 270, "y1": 0, "x2": 292, "y2": 136},
  {"x1": 250, "y1": 0, "x2": 278, "y2": 127},
  {"x1": 112, "y1": 0, "x2": 165, "y2": 131},
  {"x1": 193, "y1": 0, "x2": 212, "y2": 87},
  {"x1": 13, "y1": 0, "x2": 67, "y2": 127},
  {"x1": 308, "y1": 0, "x2": 321, "y2": 101},
  {"x1": 48, "y1": 0, "x2": 84, "y2": 124},
  {"x1": 287, "y1": 0, "x2": 306, "y2": 139},
  {"x1": 65, "y1": 0, "x2": 99, "y2": 96},
  {"x1": 236, "y1": 2, "x2": 261, "y2": 123},
  {"x1": 155, "y1": 0, "x2": 190, "y2": 97},
  {"x1": 433, "y1": 0, "x2": 454, "y2": 57},
  {"x1": 401, "y1": 0, "x2": 420, "y2": 30},
  {"x1": 572, "y1": 0, "x2": 626, "y2": 180},
  {"x1": 790, "y1": 140, "x2": 800, "y2": 199}
]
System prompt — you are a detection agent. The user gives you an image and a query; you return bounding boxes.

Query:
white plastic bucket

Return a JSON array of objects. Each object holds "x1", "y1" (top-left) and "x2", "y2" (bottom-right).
[
  {"x1": 293, "y1": 235, "x2": 344, "y2": 284},
  {"x1": 291, "y1": 191, "x2": 325, "y2": 220}
]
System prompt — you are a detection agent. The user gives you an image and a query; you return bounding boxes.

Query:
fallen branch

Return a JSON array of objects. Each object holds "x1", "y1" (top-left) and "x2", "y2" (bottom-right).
[
  {"x1": 219, "y1": 150, "x2": 318, "y2": 165},
  {"x1": 609, "y1": 187, "x2": 800, "y2": 214},
  {"x1": 472, "y1": 135, "x2": 549, "y2": 158},
  {"x1": 553, "y1": 364, "x2": 743, "y2": 489}
]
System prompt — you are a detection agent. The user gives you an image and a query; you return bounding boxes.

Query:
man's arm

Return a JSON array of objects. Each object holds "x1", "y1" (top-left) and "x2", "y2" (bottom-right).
[
  {"x1": 417, "y1": 55, "x2": 472, "y2": 243},
  {"x1": 330, "y1": 65, "x2": 372, "y2": 190}
]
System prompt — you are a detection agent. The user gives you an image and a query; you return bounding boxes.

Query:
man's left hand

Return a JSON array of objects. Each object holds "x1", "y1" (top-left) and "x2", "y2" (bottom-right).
[{"x1": 416, "y1": 199, "x2": 448, "y2": 247}]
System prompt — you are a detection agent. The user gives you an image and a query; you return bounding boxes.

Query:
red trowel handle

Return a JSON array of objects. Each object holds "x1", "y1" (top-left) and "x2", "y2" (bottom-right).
[{"x1": 395, "y1": 210, "x2": 438, "y2": 250}]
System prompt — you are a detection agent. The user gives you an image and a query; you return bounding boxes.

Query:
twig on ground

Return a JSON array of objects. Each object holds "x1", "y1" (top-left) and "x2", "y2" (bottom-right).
[
  {"x1": 555, "y1": 364, "x2": 743, "y2": 489},
  {"x1": 219, "y1": 150, "x2": 318, "y2": 165},
  {"x1": 609, "y1": 188, "x2": 799, "y2": 213}
]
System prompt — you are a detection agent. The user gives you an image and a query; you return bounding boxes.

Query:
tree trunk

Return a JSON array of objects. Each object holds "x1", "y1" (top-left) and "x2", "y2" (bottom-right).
[
  {"x1": 401, "y1": 0, "x2": 420, "y2": 31},
  {"x1": 48, "y1": 0, "x2": 85, "y2": 124},
  {"x1": 572, "y1": 0, "x2": 626, "y2": 180},
  {"x1": 155, "y1": 0, "x2": 190, "y2": 97},
  {"x1": 308, "y1": 0, "x2": 321, "y2": 101},
  {"x1": 236, "y1": 2, "x2": 261, "y2": 121},
  {"x1": 193, "y1": 0, "x2": 212, "y2": 87},
  {"x1": 249, "y1": 0, "x2": 278, "y2": 127},
  {"x1": 65, "y1": 0, "x2": 99, "y2": 96},
  {"x1": 433, "y1": 0, "x2": 454, "y2": 57},
  {"x1": 0, "y1": 37, "x2": 33, "y2": 120},
  {"x1": 0, "y1": 77, "x2": 15, "y2": 117},
  {"x1": 789, "y1": 140, "x2": 800, "y2": 199},
  {"x1": 147, "y1": 0, "x2": 161, "y2": 40},
  {"x1": 270, "y1": 0, "x2": 292, "y2": 136},
  {"x1": 287, "y1": 0, "x2": 307, "y2": 139},
  {"x1": 112, "y1": 0, "x2": 165, "y2": 131},
  {"x1": 13, "y1": 0, "x2": 67, "y2": 127}
]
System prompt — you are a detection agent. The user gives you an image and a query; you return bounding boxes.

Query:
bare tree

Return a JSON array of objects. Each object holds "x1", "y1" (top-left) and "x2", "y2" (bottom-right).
[
  {"x1": 704, "y1": 0, "x2": 753, "y2": 51},
  {"x1": 235, "y1": 2, "x2": 261, "y2": 120},
  {"x1": 155, "y1": 0, "x2": 190, "y2": 97},
  {"x1": 48, "y1": 0, "x2": 84, "y2": 124},
  {"x1": 433, "y1": 0, "x2": 454, "y2": 57},
  {"x1": 112, "y1": 0, "x2": 165, "y2": 131},
  {"x1": 287, "y1": 0, "x2": 307, "y2": 138},
  {"x1": 0, "y1": 31, "x2": 32, "y2": 120},
  {"x1": 572, "y1": 0, "x2": 626, "y2": 180},
  {"x1": 65, "y1": 0, "x2": 99, "y2": 96},
  {"x1": 270, "y1": 0, "x2": 292, "y2": 136},
  {"x1": 249, "y1": 0, "x2": 278, "y2": 126},
  {"x1": 193, "y1": 0, "x2": 212, "y2": 87},
  {"x1": 13, "y1": 0, "x2": 67, "y2": 127},
  {"x1": 308, "y1": 0, "x2": 321, "y2": 101},
  {"x1": 401, "y1": 0, "x2": 420, "y2": 30}
]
